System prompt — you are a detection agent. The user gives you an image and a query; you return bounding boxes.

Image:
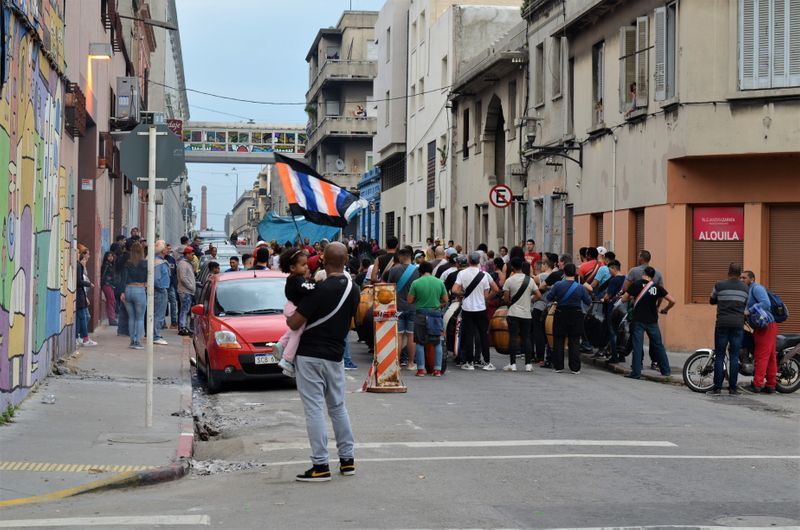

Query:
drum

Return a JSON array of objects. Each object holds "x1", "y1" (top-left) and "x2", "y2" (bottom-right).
[
  {"x1": 489, "y1": 306, "x2": 511, "y2": 354},
  {"x1": 357, "y1": 285, "x2": 374, "y2": 326},
  {"x1": 443, "y1": 300, "x2": 461, "y2": 354},
  {"x1": 584, "y1": 301, "x2": 608, "y2": 348},
  {"x1": 544, "y1": 304, "x2": 557, "y2": 349},
  {"x1": 611, "y1": 300, "x2": 631, "y2": 358}
]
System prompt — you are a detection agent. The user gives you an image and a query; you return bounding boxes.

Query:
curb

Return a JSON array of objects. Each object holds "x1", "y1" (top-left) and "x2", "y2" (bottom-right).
[
  {"x1": 0, "y1": 461, "x2": 190, "y2": 508},
  {"x1": 580, "y1": 353, "x2": 685, "y2": 387},
  {"x1": 178, "y1": 336, "x2": 195, "y2": 461}
]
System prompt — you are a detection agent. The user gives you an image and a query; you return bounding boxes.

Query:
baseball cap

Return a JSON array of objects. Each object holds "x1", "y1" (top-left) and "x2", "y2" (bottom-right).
[
  {"x1": 183, "y1": 246, "x2": 195, "y2": 255},
  {"x1": 445, "y1": 248, "x2": 457, "y2": 257},
  {"x1": 255, "y1": 240, "x2": 268, "y2": 248},
  {"x1": 597, "y1": 246, "x2": 608, "y2": 255}
]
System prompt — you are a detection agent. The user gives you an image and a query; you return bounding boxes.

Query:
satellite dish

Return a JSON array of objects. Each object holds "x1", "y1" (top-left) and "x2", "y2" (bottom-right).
[{"x1": 335, "y1": 158, "x2": 346, "y2": 171}]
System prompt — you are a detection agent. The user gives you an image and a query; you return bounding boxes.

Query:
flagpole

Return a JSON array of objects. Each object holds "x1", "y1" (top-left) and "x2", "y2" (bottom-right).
[{"x1": 291, "y1": 214, "x2": 304, "y2": 246}]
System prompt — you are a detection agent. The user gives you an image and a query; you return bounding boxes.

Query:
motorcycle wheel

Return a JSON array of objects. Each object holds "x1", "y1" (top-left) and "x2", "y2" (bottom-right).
[
  {"x1": 682, "y1": 350, "x2": 720, "y2": 393},
  {"x1": 776, "y1": 356, "x2": 800, "y2": 394}
]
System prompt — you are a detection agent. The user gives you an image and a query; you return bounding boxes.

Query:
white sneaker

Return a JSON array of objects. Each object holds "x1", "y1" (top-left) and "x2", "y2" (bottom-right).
[
  {"x1": 407, "y1": 363, "x2": 418, "y2": 371},
  {"x1": 76, "y1": 338, "x2": 84, "y2": 347},
  {"x1": 525, "y1": 364, "x2": 534, "y2": 372},
  {"x1": 571, "y1": 370, "x2": 581, "y2": 375},
  {"x1": 272, "y1": 341, "x2": 284, "y2": 360},
  {"x1": 153, "y1": 338, "x2": 168, "y2": 345},
  {"x1": 278, "y1": 358, "x2": 295, "y2": 376},
  {"x1": 460, "y1": 363, "x2": 475, "y2": 371},
  {"x1": 82, "y1": 339, "x2": 98, "y2": 347},
  {"x1": 503, "y1": 364, "x2": 517, "y2": 372},
  {"x1": 482, "y1": 363, "x2": 496, "y2": 371}
]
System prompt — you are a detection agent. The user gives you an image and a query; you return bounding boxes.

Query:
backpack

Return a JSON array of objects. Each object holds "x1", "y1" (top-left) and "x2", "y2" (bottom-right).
[{"x1": 767, "y1": 289, "x2": 789, "y2": 323}]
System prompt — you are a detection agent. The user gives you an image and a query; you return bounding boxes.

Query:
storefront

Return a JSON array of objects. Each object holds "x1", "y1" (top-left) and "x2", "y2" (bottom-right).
[{"x1": 357, "y1": 167, "x2": 381, "y2": 245}]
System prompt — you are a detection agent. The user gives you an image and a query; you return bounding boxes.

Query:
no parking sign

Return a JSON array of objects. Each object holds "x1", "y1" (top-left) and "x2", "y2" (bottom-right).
[{"x1": 489, "y1": 184, "x2": 513, "y2": 209}]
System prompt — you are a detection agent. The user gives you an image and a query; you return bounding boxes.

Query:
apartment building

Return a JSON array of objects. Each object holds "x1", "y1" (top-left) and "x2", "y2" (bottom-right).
[
  {"x1": 305, "y1": 11, "x2": 379, "y2": 232},
  {"x1": 515, "y1": 0, "x2": 800, "y2": 348}
]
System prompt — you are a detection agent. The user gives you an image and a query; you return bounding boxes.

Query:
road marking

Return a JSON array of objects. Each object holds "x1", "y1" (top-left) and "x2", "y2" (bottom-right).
[
  {"x1": 260, "y1": 439, "x2": 678, "y2": 451},
  {"x1": 260, "y1": 454, "x2": 800, "y2": 467},
  {"x1": 544, "y1": 527, "x2": 800, "y2": 530},
  {"x1": 0, "y1": 461, "x2": 155, "y2": 473},
  {"x1": 0, "y1": 515, "x2": 210, "y2": 527}
]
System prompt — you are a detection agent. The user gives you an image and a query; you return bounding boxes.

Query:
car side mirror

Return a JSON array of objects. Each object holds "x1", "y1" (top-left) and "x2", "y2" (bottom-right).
[{"x1": 191, "y1": 304, "x2": 204, "y2": 316}]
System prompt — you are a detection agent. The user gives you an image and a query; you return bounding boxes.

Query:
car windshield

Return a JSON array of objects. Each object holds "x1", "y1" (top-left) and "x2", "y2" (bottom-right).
[{"x1": 214, "y1": 278, "x2": 286, "y2": 316}]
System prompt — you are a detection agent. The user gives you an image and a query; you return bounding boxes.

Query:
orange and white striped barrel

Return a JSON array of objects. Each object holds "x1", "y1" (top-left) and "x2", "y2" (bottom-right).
[{"x1": 364, "y1": 283, "x2": 406, "y2": 393}]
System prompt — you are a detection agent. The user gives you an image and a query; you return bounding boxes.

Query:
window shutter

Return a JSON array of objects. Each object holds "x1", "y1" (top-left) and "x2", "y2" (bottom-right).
[
  {"x1": 635, "y1": 16, "x2": 649, "y2": 107},
  {"x1": 654, "y1": 7, "x2": 667, "y2": 101},
  {"x1": 619, "y1": 26, "x2": 636, "y2": 109},
  {"x1": 790, "y1": 0, "x2": 800, "y2": 84},
  {"x1": 757, "y1": 0, "x2": 770, "y2": 86},
  {"x1": 740, "y1": 0, "x2": 756, "y2": 88}
]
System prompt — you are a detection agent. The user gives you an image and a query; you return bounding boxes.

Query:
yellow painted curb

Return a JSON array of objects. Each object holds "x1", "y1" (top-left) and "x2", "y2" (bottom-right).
[{"x1": 0, "y1": 471, "x2": 138, "y2": 508}]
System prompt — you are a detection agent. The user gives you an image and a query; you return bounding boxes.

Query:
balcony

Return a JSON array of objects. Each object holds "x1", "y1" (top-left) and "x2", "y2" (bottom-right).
[
  {"x1": 307, "y1": 60, "x2": 377, "y2": 100},
  {"x1": 306, "y1": 116, "x2": 377, "y2": 153}
]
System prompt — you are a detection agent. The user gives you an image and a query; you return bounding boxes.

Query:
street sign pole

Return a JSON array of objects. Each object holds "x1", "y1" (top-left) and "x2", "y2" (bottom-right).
[{"x1": 146, "y1": 125, "x2": 156, "y2": 428}]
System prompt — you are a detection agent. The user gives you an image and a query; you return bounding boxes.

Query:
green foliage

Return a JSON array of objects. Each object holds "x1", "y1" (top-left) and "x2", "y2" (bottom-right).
[{"x1": 0, "y1": 405, "x2": 14, "y2": 425}]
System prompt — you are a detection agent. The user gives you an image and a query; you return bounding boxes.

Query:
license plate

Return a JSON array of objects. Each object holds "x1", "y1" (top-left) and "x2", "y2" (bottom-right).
[{"x1": 254, "y1": 354, "x2": 277, "y2": 365}]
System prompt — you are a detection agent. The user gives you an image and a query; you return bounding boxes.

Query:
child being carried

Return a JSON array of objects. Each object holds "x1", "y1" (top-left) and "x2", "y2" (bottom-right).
[{"x1": 274, "y1": 248, "x2": 315, "y2": 377}]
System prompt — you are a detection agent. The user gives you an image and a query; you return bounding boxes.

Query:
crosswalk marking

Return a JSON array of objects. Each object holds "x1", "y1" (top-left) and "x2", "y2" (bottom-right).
[
  {"x1": 259, "y1": 439, "x2": 679, "y2": 451},
  {"x1": 0, "y1": 461, "x2": 155, "y2": 473},
  {"x1": 0, "y1": 515, "x2": 211, "y2": 527}
]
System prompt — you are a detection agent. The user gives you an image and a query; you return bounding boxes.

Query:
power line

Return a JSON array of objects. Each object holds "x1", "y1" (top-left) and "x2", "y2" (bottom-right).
[{"x1": 190, "y1": 104, "x2": 255, "y2": 121}]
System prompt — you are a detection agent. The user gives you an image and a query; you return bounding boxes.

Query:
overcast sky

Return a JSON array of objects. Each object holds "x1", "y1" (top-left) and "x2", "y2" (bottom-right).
[{"x1": 176, "y1": 0, "x2": 385, "y2": 232}]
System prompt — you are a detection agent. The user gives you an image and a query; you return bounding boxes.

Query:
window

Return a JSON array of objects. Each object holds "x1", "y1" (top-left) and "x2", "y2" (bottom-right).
[
  {"x1": 462, "y1": 107, "x2": 470, "y2": 158},
  {"x1": 593, "y1": 213, "x2": 604, "y2": 247},
  {"x1": 655, "y1": 4, "x2": 678, "y2": 100},
  {"x1": 620, "y1": 16, "x2": 649, "y2": 113},
  {"x1": 427, "y1": 140, "x2": 436, "y2": 209},
  {"x1": 568, "y1": 57, "x2": 575, "y2": 134},
  {"x1": 474, "y1": 100, "x2": 482, "y2": 154},
  {"x1": 385, "y1": 211, "x2": 395, "y2": 241},
  {"x1": 592, "y1": 41, "x2": 605, "y2": 125},
  {"x1": 410, "y1": 84, "x2": 416, "y2": 114},
  {"x1": 325, "y1": 100, "x2": 340, "y2": 116},
  {"x1": 385, "y1": 28, "x2": 391, "y2": 62},
  {"x1": 441, "y1": 55, "x2": 448, "y2": 88},
  {"x1": 508, "y1": 82, "x2": 517, "y2": 140},
  {"x1": 739, "y1": 0, "x2": 800, "y2": 89},
  {"x1": 367, "y1": 39, "x2": 378, "y2": 61},
  {"x1": 326, "y1": 46, "x2": 340, "y2": 60},
  {"x1": 380, "y1": 156, "x2": 406, "y2": 191},
  {"x1": 419, "y1": 11, "x2": 426, "y2": 43},
  {"x1": 385, "y1": 90, "x2": 390, "y2": 126},
  {"x1": 534, "y1": 42, "x2": 545, "y2": 106},
  {"x1": 417, "y1": 147, "x2": 423, "y2": 181},
  {"x1": 551, "y1": 37, "x2": 563, "y2": 98},
  {"x1": 418, "y1": 78, "x2": 425, "y2": 110},
  {"x1": 411, "y1": 20, "x2": 417, "y2": 48},
  {"x1": 408, "y1": 150, "x2": 415, "y2": 180}
]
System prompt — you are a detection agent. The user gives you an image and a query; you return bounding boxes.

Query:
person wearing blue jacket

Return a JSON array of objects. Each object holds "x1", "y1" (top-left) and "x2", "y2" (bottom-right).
[
  {"x1": 742, "y1": 271, "x2": 777, "y2": 393},
  {"x1": 545, "y1": 263, "x2": 592, "y2": 374},
  {"x1": 153, "y1": 241, "x2": 172, "y2": 345}
]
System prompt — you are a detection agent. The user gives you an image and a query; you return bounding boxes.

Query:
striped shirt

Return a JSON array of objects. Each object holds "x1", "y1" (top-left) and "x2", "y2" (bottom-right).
[{"x1": 710, "y1": 278, "x2": 749, "y2": 328}]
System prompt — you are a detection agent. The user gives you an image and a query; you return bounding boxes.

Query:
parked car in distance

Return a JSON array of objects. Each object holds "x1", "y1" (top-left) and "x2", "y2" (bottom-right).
[{"x1": 192, "y1": 270, "x2": 288, "y2": 393}]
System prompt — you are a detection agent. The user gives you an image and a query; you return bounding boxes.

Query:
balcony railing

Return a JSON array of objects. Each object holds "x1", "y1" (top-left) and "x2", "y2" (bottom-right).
[
  {"x1": 307, "y1": 60, "x2": 377, "y2": 100},
  {"x1": 306, "y1": 116, "x2": 376, "y2": 152}
]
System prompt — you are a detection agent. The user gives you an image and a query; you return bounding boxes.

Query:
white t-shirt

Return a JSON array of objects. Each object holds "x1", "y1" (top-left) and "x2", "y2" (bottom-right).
[
  {"x1": 455, "y1": 266, "x2": 491, "y2": 312},
  {"x1": 270, "y1": 255, "x2": 280, "y2": 270},
  {"x1": 503, "y1": 272, "x2": 534, "y2": 318}
]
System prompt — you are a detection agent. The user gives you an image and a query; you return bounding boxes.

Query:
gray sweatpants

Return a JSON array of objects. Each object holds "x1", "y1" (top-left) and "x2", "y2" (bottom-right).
[{"x1": 295, "y1": 355, "x2": 355, "y2": 465}]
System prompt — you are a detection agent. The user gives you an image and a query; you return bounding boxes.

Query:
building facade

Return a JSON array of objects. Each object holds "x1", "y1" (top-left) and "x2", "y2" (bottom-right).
[
  {"x1": 305, "y1": 11, "x2": 379, "y2": 232},
  {"x1": 514, "y1": 0, "x2": 800, "y2": 348}
]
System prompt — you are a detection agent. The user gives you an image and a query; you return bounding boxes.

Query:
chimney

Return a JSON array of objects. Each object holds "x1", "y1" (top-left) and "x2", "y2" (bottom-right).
[{"x1": 200, "y1": 186, "x2": 208, "y2": 230}]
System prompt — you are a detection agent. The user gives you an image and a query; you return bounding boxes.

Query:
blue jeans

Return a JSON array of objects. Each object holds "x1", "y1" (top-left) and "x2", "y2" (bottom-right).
[
  {"x1": 124, "y1": 286, "x2": 146, "y2": 345},
  {"x1": 168, "y1": 287, "x2": 178, "y2": 325},
  {"x1": 343, "y1": 336, "x2": 355, "y2": 366},
  {"x1": 415, "y1": 340, "x2": 443, "y2": 371},
  {"x1": 179, "y1": 293, "x2": 194, "y2": 329},
  {"x1": 154, "y1": 288, "x2": 167, "y2": 340},
  {"x1": 295, "y1": 356, "x2": 355, "y2": 465},
  {"x1": 117, "y1": 292, "x2": 129, "y2": 336},
  {"x1": 630, "y1": 321, "x2": 671, "y2": 377},
  {"x1": 714, "y1": 326, "x2": 743, "y2": 390},
  {"x1": 76, "y1": 307, "x2": 90, "y2": 340}
]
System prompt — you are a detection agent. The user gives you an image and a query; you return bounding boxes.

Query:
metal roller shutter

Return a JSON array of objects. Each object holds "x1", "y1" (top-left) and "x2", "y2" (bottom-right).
[
  {"x1": 691, "y1": 240, "x2": 744, "y2": 304},
  {"x1": 769, "y1": 206, "x2": 800, "y2": 333},
  {"x1": 634, "y1": 209, "x2": 645, "y2": 259},
  {"x1": 594, "y1": 214, "x2": 604, "y2": 247}
]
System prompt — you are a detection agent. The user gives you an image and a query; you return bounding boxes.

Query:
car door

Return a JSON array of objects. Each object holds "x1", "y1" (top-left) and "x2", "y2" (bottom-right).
[{"x1": 193, "y1": 281, "x2": 213, "y2": 365}]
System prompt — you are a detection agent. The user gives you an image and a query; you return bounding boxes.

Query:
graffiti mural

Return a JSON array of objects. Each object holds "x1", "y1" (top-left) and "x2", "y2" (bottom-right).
[{"x1": 0, "y1": 4, "x2": 72, "y2": 409}]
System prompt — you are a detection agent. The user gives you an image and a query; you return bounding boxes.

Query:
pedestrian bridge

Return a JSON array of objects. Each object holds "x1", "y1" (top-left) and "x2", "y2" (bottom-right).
[{"x1": 182, "y1": 121, "x2": 307, "y2": 164}]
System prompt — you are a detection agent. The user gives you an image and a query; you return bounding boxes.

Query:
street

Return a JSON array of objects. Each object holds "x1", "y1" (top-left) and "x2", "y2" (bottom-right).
[{"x1": 2, "y1": 340, "x2": 798, "y2": 529}]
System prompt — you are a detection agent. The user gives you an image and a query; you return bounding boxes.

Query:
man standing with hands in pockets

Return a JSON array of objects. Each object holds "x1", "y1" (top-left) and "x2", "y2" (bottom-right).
[{"x1": 287, "y1": 242, "x2": 360, "y2": 482}]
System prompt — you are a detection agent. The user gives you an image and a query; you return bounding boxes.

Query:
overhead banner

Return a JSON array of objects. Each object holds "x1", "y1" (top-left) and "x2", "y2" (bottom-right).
[{"x1": 693, "y1": 207, "x2": 744, "y2": 241}]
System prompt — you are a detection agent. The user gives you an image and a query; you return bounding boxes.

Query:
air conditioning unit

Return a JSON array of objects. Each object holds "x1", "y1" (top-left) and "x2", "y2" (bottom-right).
[{"x1": 114, "y1": 77, "x2": 140, "y2": 130}]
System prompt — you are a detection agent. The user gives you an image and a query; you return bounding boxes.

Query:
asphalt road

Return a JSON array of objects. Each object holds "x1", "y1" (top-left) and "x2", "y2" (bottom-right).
[{"x1": 2, "y1": 340, "x2": 798, "y2": 529}]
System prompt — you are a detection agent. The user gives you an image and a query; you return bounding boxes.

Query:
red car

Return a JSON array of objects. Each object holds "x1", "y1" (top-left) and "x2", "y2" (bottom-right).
[{"x1": 191, "y1": 270, "x2": 288, "y2": 393}]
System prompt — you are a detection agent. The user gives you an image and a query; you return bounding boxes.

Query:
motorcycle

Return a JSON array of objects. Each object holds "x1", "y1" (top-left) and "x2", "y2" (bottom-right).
[{"x1": 682, "y1": 326, "x2": 800, "y2": 393}]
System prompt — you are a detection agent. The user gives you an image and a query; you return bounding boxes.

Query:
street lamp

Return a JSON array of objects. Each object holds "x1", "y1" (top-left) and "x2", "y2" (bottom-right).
[{"x1": 226, "y1": 167, "x2": 239, "y2": 200}]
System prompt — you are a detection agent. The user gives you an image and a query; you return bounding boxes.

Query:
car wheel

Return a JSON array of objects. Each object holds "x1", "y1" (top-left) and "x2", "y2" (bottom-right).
[{"x1": 204, "y1": 351, "x2": 222, "y2": 394}]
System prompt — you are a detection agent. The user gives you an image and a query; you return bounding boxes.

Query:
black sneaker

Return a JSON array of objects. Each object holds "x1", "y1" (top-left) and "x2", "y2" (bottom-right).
[
  {"x1": 729, "y1": 388, "x2": 741, "y2": 395},
  {"x1": 764, "y1": 387, "x2": 776, "y2": 394},
  {"x1": 706, "y1": 388, "x2": 722, "y2": 396},
  {"x1": 747, "y1": 383, "x2": 763, "y2": 393},
  {"x1": 605, "y1": 357, "x2": 622, "y2": 364},
  {"x1": 296, "y1": 464, "x2": 331, "y2": 482},
  {"x1": 339, "y1": 458, "x2": 355, "y2": 476},
  {"x1": 650, "y1": 362, "x2": 659, "y2": 371}
]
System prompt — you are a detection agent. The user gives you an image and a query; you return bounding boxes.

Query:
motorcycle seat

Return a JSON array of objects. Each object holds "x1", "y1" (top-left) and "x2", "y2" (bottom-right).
[{"x1": 776, "y1": 334, "x2": 800, "y2": 351}]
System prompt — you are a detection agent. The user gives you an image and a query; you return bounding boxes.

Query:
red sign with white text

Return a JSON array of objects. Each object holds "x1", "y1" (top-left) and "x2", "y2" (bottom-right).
[{"x1": 693, "y1": 207, "x2": 744, "y2": 241}]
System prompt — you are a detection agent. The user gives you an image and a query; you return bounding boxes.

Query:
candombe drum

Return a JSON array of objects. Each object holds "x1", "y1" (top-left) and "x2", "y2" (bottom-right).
[
  {"x1": 489, "y1": 306, "x2": 511, "y2": 354},
  {"x1": 584, "y1": 301, "x2": 608, "y2": 348},
  {"x1": 357, "y1": 285, "x2": 374, "y2": 326},
  {"x1": 443, "y1": 300, "x2": 461, "y2": 355},
  {"x1": 544, "y1": 303, "x2": 557, "y2": 349}
]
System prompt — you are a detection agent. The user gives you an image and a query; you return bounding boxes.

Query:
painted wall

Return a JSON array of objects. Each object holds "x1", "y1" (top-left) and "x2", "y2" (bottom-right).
[{"x1": 1, "y1": 3, "x2": 75, "y2": 409}]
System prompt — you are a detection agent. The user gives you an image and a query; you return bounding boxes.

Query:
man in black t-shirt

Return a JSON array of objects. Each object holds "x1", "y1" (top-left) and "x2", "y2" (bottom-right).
[
  {"x1": 371, "y1": 236, "x2": 398, "y2": 283},
  {"x1": 287, "y1": 242, "x2": 359, "y2": 482},
  {"x1": 620, "y1": 266, "x2": 675, "y2": 379}
]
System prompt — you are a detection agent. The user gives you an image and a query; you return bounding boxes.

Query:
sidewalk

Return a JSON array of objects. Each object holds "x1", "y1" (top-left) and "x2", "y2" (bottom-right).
[{"x1": 0, "y1": 325, "x2": 193, "y2": 506}]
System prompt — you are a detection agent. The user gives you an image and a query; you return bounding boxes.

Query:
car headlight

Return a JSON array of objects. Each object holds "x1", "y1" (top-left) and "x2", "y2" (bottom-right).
[{"x1": 214, "y1": 330, "x2": 241, "y2": 349}]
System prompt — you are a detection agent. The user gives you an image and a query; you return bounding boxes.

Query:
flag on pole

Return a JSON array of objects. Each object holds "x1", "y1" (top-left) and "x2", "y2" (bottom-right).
[{"x1": 274, "y1": 153, "x2": 367, "y2": 228}]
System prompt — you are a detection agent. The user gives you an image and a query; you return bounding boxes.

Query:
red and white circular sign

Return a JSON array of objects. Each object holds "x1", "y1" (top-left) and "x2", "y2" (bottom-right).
[{"x1": 489, "y1": 184, "x2": 513, "y2": 209}]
